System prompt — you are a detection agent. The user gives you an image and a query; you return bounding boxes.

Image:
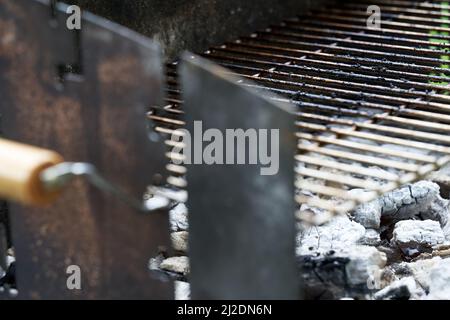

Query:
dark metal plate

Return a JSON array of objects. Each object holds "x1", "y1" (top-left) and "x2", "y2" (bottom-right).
[
  {"x1": 0, "y1": 0, "x2": 171, "y2": 299},
  {"x1": 181, "y1": 54, "x2": 299, "y2": 299}
]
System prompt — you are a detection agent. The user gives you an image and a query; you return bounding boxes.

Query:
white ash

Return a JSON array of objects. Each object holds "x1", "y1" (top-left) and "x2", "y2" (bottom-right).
[
  {"x1": 427, "y1": 258, "x2": 450, "y2": 300},
  {"x1": 402, "y1": 257, "x2": 442, "y2": 293},
  {"x1": 175, "y1": 281, "x2": 191, "y2": 300},
  {"x1": 375, "y1": 256, "x2": 450, "y2": 300},
  {"x1": 171, "y1": 231, "x2": 189, "y2": 253},
  {"x1": 349, "y1": 189, "x2": 382, "y2": 229},
  {"x1": 358, "y1": 229, "x2": 381, "y2": 247},
  {"x1": 392, "y1": 220, "x2": 445, "y2": 255},
  {"x1": 169, "y1": 203, "x2": 189, "y2": 232},
  {"x1": 160, "y1": 256, "x2": 190, "y2": 276},
  {"x1": 297, "y1": 195, "x2": 334, "y2": 225},
  {"x1": 148, "y1": 253, "x2": 165, "y2": 271},
  {"x1": 297, "y1": 216, "x2": 366, "y2": 256},
  {"x1": 345, "y1": 246, "x2": 387, "y2": 286},
  {"x1": 444, "y1": 222, "x2": 450, "y2": 241},
  {"x1": 352, "y1": 181, "x2": 450, "y2": 230},
  {"x1": 161, "y1": 176, "x2": 450, "y2": 300}
]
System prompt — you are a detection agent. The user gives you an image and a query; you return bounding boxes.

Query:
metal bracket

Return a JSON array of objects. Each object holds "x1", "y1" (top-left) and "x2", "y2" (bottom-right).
[
  {"x1": 181, "y1": 54, "x2": 299, "y2": 299},
  {"x1": 0, "y1": 0, "x2": 172, "y2": 299}
]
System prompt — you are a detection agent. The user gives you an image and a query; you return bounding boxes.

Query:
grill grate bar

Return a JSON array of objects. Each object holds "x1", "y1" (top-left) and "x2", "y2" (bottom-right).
[
  {"x1": 203, "y1": 48, "x2": 450, "y2": 83},
  {"x1": 194, "y1": 57, "x2": 450, "y2": 99},
  {"x1": 337, "y1": 3, "x2": 450, "y2": 19},
  {"x1": 296, "y1": 154, "x2": 400, "y2": 180},
  {"x1": 212, "y1": 43, "x2": 450, "y2": 76},
  {"x1": 285, "y1": 19, "x2": 450, "y2": 42},
  {"x1": 340, "y1": 0, "x2": 450, "y2": 11},
  {"x1": 304, "y1": 13, "x2": 450, "y2": 33},
  {"x1": 223, "y1": 68, "x2": 450, "y2": 105},
  {"x1": 297, "y1": 142, "x2": 422, "y2": 172},
  {"x1": 238, "y1": 37, "x2": 449, "y2": 66},
  {"x1": 316, "y1": 8, "x2": 450, "y2": 25},
  {"x1": 271, "y1": 25, "x2": 450, "y2": 48},
  {"x1": 295, "y1": 114, "x2": 450, "y2": 147},
  {"x1": 256, "y1": 30, "x2": 449, "y2": 58},
  {"x1": 297, "y1": 132, "x2": 438, "y2": 163}
]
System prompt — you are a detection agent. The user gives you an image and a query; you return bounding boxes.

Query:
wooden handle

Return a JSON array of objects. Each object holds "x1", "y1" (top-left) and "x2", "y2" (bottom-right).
[{"x1": 0, "y1": 138, "x2": 64, "y2": 206}]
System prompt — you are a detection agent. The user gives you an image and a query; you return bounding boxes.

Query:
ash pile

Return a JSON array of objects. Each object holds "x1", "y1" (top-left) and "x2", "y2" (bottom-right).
[
  {"x1": 299, "y1": 179, "x2": 450, "y2": 300},
  {"x1": 152, "y1": 169, "x2": 450, "y2": 300}
]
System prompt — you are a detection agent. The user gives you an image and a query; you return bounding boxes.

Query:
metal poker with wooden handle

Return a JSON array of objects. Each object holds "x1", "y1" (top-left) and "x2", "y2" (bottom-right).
[
  {"x1": 0, "y1": 138, "x2": 63, "y2": 206},
  {"x1": 0, "y1": 138, "x2": 184, "y2": 210}
]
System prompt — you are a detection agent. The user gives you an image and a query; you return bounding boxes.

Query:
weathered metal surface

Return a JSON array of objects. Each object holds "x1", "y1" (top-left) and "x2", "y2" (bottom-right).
[
  {"x1": 69, "y1": 0, "x2": 326, "y2": 60},
  {"x1": 181, "y1": 54, "x2": 299, "y2": 299},
  {"x1": 0, "y1": 0, "x2": 172, "y2": 299}
]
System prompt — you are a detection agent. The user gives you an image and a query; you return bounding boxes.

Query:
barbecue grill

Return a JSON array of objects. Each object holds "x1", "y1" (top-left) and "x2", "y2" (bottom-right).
[{"x1": 0, "y1": 0, "x2": 449, "y2": 300}]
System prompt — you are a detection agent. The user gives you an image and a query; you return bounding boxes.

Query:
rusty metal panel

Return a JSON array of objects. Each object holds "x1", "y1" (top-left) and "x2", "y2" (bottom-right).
[
  {"x1": 181, "y1": 54, "x2": 299, "y2": 299},
  {"x1": 0, "y1": 0, "x2": 172, "y2": 299}
]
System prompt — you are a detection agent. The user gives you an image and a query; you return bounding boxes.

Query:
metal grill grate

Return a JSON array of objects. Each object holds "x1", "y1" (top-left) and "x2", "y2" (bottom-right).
[{"x1": 150, "y1": 0, "x2": 450, "y2": 224}]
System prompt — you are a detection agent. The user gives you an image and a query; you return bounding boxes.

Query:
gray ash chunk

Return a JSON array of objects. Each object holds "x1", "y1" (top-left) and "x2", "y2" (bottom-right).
[
  {"x1": 392, "y1": 220, "x2": 445, "y2": 257},
  {"x1": 352, "y1": 181, "x2": 450, "y2": 230},
  {"x1": 297, "y1": 216, "x2": 366, "y2": 256}
]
